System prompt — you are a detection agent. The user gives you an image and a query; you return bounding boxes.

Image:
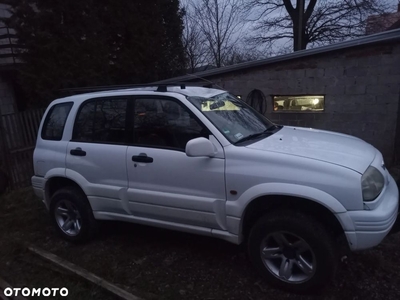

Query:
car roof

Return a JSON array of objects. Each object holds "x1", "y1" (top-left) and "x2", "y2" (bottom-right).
[{"x1": 53, "y1": 86, "x2": 227, "y2": 105}]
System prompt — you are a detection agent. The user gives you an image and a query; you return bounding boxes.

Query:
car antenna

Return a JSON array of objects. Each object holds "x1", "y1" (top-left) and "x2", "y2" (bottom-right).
[{"x1": 185, "y1": 73, "x2": 224, "y2": 90}]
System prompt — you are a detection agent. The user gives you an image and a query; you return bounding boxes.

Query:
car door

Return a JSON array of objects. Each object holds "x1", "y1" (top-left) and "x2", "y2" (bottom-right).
[
  {"x1": 66, "y1": 96, "x2": 130, "y2": 215},
  {"x1": 126, "y1": 96, "x2": 227, "y2": 230}
]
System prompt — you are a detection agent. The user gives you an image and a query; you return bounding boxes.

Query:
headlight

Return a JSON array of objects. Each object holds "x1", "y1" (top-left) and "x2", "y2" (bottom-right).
[{"x1": 362, "y1": 166, "x2": 384, "y2": 201}]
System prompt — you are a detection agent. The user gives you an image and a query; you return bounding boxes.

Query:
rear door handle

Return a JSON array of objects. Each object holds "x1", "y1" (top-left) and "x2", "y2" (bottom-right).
[
  {"x1": 70, "y1": 148, "x2": 86, "y2": 156},
  {"x1": 132, "y1": 153, "x2": 153, "y2": 163}
]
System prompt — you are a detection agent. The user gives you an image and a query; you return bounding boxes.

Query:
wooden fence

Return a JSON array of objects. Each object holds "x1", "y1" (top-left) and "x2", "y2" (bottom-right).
[{"x1": 0, "y1": 108, "x2": 45, "y2": 189}]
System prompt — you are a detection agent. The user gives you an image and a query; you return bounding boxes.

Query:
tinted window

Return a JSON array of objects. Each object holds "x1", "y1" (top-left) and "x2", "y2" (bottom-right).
[
  {"x1": 41, "y1": 102, "x2": 73, "y2": 140},
  {"x1": 133, "y1": 98, "x2": 207, "y2": 149},
  {"x1": 73, "y1": 98, "x2": 128, "y2": 144}
]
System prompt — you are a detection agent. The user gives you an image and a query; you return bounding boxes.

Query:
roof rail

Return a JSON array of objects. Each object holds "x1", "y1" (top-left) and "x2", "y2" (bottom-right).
[
  {"x1": 59, "y1": 82, "x2": 197, "y2": 96},
  {"x1": 156, "y1": 83, "x2": 186, "y2": 92}
]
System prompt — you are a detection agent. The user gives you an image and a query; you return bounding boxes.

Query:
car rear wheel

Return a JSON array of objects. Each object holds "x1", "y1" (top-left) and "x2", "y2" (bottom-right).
[
  {"x1": 248, "y1": 210, "x2": 338, "y2": 293},
  {"x1": 50, "y1": 187, "x2": 97, "y2": 242}
]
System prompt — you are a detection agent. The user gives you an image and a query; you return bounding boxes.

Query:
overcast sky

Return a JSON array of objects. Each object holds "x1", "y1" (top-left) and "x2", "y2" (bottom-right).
[{"x1": 182, "y1": 0, "x2": 400, "y2": 56}]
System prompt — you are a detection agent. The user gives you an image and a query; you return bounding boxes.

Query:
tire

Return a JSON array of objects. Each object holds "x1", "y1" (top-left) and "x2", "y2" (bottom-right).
[
  {"x1": 247, "y1": 210, "x2": 338, "y2": 293},
  {"x1": 49, "y1": 186, "x2": 97, "y2": 243}
]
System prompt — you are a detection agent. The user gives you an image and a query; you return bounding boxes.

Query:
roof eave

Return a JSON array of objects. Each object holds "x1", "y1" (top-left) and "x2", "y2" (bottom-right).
[{"x1": 155, "y1": 28, "x2": 400, "y2": 84}]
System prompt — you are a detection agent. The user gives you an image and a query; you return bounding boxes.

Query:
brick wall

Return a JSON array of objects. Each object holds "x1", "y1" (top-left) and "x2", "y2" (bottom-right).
[{"x1": 204, "y1": 42, "x2": 400, "y2": 166}]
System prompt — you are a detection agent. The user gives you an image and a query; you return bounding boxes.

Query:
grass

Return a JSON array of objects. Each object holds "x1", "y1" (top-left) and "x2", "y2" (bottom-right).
[
  {"x1": 1, "y1": 188, "x2": 400, "y2": 300},
  {"x1": 0, "y1": 188, "x2": 120, "y2": 300}
]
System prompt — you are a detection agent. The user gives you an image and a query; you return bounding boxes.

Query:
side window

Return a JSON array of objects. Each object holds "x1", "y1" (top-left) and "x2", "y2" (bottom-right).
[
  {"x1": 41, "y1": 102, "x2": 73, "y2": 140},
  {"x1": 133, "y1": 98, "x2": 207, "y2": 149},
  {"x1": 73, "y1": 98, "x2": 128, "y2": 144}
]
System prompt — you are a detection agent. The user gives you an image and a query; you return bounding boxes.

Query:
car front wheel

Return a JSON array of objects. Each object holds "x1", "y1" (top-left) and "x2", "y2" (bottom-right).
[{"x1": 248, "y1": 210, "x2": 338, "y2": 293}]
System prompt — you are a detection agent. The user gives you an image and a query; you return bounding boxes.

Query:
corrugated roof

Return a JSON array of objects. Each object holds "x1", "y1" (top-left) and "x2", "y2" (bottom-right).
[{"x1": 156, "y1": 28, "x2": 400, "y2": 84}]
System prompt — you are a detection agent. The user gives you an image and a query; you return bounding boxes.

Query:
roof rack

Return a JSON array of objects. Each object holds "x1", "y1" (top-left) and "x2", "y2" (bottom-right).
[{"x1": 59, "y1": 82, "x2": 210, "y2": 96}]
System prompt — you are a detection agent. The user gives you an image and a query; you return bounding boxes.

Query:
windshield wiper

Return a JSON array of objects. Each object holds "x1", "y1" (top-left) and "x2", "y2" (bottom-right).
[
  {"x1": 265, "y1": 124, "x2": 281, "y2": 131},
  {"x1": 234, "y1": 131, "x2": 271, "y2": 145},
  {"x1": 234, "y1": 125, "x2": 281, "y2": 145}
]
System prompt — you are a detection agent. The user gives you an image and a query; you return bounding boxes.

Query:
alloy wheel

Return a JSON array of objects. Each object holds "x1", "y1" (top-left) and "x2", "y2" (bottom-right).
[
  {"x1": 260, "y1": 231, "x2": 316, "y2": 283},
  {"x1": 54, "y1": 200, "x2": 82, "y2": 236}
]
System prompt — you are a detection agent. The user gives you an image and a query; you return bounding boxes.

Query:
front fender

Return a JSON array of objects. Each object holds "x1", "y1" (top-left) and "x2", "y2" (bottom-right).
[
  {"x1": 225, "y1": 183, "x2": 347, "y2": 236},
  {"x1": 227, "y1": 183, "x2": 347, "y2": 217}
]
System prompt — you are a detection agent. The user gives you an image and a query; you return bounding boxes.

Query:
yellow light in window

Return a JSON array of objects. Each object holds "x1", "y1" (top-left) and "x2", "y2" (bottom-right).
[{"x1": 313, "y1": 99, "x2": 320, "y2": 105}]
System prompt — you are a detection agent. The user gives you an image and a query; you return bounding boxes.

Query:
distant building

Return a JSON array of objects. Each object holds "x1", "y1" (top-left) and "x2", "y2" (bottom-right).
[{"x1": 366, "y1": 3, "x2": 400, "y2": 35}]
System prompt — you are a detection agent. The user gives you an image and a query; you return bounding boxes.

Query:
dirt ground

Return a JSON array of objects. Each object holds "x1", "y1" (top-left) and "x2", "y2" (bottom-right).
[{"x1": 1, "y1": 188, "x2": 400, "y2": 300}]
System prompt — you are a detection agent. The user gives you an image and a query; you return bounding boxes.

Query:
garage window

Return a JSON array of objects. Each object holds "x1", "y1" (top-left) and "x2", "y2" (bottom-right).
[{"x1": 273, "y1": 95, "x2": 325, "y2": 112}]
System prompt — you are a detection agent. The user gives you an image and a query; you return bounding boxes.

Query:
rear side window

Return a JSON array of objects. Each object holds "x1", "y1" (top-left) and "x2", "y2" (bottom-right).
[
  {"x1": 41, "y1": 102, "x2": 73, "y2": 140},
  {"x1": 73, "y1": 97, "x2": 128, "y2": 144}
]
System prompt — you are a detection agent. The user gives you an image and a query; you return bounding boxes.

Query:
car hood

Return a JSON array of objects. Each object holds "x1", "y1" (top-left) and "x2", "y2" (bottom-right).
[{"x1": 246, "y1": 126, "x2": 376, "y2": 174}]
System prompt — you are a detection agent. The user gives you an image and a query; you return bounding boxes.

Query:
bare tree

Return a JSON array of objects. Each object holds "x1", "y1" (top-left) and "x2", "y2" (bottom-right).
[
  {"x1": 181, "y1": 4, "x2": 211, "y2": 73},
  {"x1": 190, "y1": 0, "x2": 248, "y2": 67},
  {"x1": 245, "y1": 0, "x2": 393, "y2": 52},
  {"x1": 223, "y1": 45, "x2": 268, "y2": 65}
]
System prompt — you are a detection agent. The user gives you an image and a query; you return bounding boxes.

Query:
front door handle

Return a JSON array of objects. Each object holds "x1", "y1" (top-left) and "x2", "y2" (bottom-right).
[
  {"x1": 132, "y1": 153, "x2": 153, "y2": 163},
  {"x1": 70, "y1": 148, "x2": 86, "y2": 156}
]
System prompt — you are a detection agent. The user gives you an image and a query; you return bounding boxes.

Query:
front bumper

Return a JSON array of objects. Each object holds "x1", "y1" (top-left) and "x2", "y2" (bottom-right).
[{"x1": 340, "y1": 174, "x2": 399, "y2": 251}]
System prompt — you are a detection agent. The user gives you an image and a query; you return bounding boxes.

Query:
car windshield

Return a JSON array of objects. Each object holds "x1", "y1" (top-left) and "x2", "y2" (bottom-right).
[{"x1": 188, "y1": 92, "x2": 276, "y2": 144}]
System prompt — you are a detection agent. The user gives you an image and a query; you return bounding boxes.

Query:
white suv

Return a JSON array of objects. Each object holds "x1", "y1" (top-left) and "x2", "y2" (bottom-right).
[{"x1": 32, "y1": 85, "x2": 399, "y2": 292}]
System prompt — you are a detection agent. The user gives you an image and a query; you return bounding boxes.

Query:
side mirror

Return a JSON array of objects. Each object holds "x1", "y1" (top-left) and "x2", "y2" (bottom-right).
[{"x1": 185, "y1": 137, "x2": 217, "y2": 157}]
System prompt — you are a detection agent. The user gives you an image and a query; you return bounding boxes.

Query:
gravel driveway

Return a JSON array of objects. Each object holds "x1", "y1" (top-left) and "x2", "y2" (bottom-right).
[{"x1": 1, "y1": 188, "x2": 400, "y2": 300}]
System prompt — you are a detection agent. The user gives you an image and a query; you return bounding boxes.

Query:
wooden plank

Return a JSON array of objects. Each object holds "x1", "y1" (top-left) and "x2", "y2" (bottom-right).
[
  {"x1": 2, "y1": 116, "x2": 9, "y2": 142},
  {"x1": 17, "y1": 152, "x2": 24, "y2": 187},
  {"x1": 23, "y1": 111, "x2": 35, "y2": 145},
  {"x1": 11, "y1": 114, "x2": 19, "y2": 149},
  {"x1": 33, "y1": 109, "x2": 42, "y2": 140},
  {"x1": 17, "y1": 112, "x2": 29, "y2": 148},
  {"x1": 31, "y1": 109, "x2": 41, "y2": 141},
  {"x1": 14, "y1": 113, "x2": 23, "y2": 147},
  {"x1": 3, "y1": 115, "x2": 13, "y2": 150},
  {"x1": 11, "y1": 114, "x2": 21, "y2": 150},
  {"x1": 18, "y1": 151, "x2": 26, "y2": 188},
  {"x1": 20, "y1": 111, "x2": 29, "y2": 145},
  {"x1": 28, "y1": 246, "x2": 143, "y2": 300},
  {"x1": 2, "y1": 116, "x2": 18, "y2": 189},
  {"x1": 0, "y1": 108, "x2": 46, "y2": 189},
  {"x1": 0, "y1": 115, "x2": 12, "y2": 184},
  {"x1": 34, "y1": 109, "x2": 44, "y2": 138}
]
